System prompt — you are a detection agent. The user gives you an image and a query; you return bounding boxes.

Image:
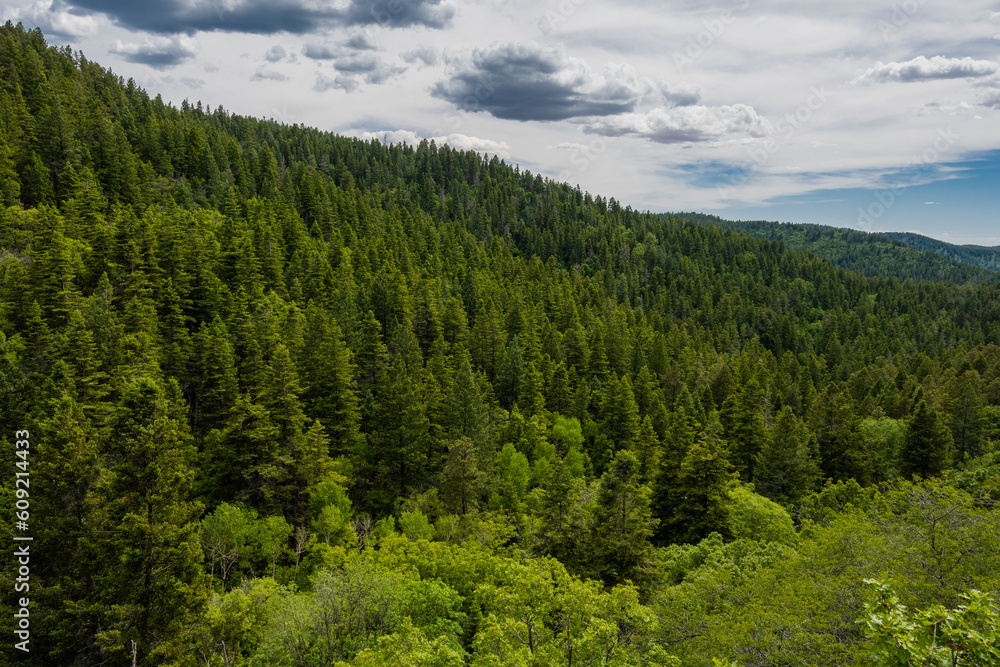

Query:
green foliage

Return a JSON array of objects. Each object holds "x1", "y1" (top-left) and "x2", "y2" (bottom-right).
[
  {"x1": 861, "y1": 579, "x2": 1000, "y2": 666},
  {"x1": 726, "y1": 484, "x2": 798, "y2": 546},
  {"x1": 3, "y1": 24, "x2": 1000, "y2": 667}
]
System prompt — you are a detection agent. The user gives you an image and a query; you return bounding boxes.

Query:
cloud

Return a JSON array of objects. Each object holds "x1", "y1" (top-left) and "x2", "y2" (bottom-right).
[
  {"x1": 251, "y1": 67, "x2": 287, "y2": 81},
  {"x1": 660, "y1": 81, "x2": 700, "y2": 107},
  {"x1": 344, "y1": 31, "x2": 379, "y2": 51},
  {"x1": 402, "y1": 46, "x2": 439, "y2": 67},
  {"x1": 264, "y1": 45, "x2": 286, "y2": 62},
  {"x1": 854, "y1": 56, "x2": 998, "y2": 84},
  {"x1": 432, "y1": 42, "x2": 658, "y2": 121},
  {"x1": 61, "y1": 0, "x2": 454, "y2": 35},
  {"x1": 339, "y1": 0, "x2": 454, "y2": 29},
  {"x1": 332, "y1": 53, "x2": 381, "y2": 74},
  {"x1": 303, "y1": 43, "x2": 341, "y2": 60},
  {"x1": 181, "y1": 76, "x2": 206, "y2": 88},
  {"x1": 978, "y1": 86, "x2": 1000, "y2": 108},
  {"x1": 12, "y1": 0, "x2": 100, "y2": 38},
  {"x1": 353, "y1": 129, "x2": 510, "y2": 157},
  {"x1": 314, "y1": 73, "x2": 359, "y2": 93},
  {"x1": 580, "y1": 104, "x2": 770, "y2": 144},
  {"x1": 110, "y1": 34, "x2": 198, "y2": 68}
]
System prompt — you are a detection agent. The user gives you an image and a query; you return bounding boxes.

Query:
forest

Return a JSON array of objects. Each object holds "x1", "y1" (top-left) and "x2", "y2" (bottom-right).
[
  {"x1": 674, "y1": 213, "x2": 1000, "y2": 284},
  {"x1": 1, "y1": 23, "x2": 998, "y2": 666}
]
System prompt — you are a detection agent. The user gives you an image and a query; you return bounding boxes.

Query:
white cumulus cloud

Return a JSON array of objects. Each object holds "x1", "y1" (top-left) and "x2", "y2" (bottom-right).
[{"x1": 854, "y1": 55, "x2": 998, "y2": 84}]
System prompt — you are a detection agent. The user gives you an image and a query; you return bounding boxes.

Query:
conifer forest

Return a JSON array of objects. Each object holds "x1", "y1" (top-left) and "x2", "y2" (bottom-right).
[{"x1": 1, "y1": 24, "x2": 999, "y2": 667}]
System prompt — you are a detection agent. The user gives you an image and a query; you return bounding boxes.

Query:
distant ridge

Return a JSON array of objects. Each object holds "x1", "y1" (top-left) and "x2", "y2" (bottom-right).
[
  {"x1": 885, "y1": 232, "x2": 1000, "y2": 273},
  {"x1": 672, "y1": 212, "x2": 1000, "y2": 284}
]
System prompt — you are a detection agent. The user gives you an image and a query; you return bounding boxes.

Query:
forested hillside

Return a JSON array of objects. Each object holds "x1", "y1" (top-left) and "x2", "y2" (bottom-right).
[
  {"x1": 885, "y1": 231, "x2": 1000, "y2": 273},
  {"x1": 1, "y1": 24, "x2": 999, "y2": 667},
  {"x1": 676, "y1": 212, "x2": 1000, "y2": 283}
]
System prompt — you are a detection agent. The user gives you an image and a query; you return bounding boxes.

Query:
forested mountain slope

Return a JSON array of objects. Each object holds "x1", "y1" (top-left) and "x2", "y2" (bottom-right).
[
  {"x1": 886, "y1": 231, "x2": 1000, "y2": 272},
  {"x1": 1, "y1": 24, "x2": 999, "y2": 667},
  {"x1": 676, "y1": 212, "x2": 1000, "y2": 283}
]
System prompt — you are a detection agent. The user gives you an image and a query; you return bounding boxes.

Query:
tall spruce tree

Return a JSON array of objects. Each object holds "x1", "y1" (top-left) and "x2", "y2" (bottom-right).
[{"x1": 900, "y1": 400, "x2": 952, "y2": 479}]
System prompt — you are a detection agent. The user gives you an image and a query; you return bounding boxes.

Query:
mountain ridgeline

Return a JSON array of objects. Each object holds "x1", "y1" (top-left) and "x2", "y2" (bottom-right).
[
  {"x1": 1, "y1": 24, "x2": 999, "y2": 667},
  {"x1": 675, "y1": 212, "x2": 1000, "y2": 283},
  {"x1": 885, "y1": 231, "x2": 1000, "y2": 272}
]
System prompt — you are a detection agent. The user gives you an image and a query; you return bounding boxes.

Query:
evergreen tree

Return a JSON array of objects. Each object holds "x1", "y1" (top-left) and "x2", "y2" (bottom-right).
[
  {"x1": 948, "y1": 381, "x2": 985, "y2": 463},
  {"x1": 721, "y1": 377, "x2": 770, "y2": 482},
  {"x1": 754, "y1": 405, "x2": 818, "y2": 502},
  {"x1": 441, "y1": 352, "x2": 488, "y2": 443},
  {"x1": 355, "y1": 309, "x2": 389, "y2": 390},
  {"x1": 440, "y1": 437, "x2": 485, "y2": 515},
  {"x1": 196, "y1": 316, "x2": 239, "y2": 432},
  {"x1": 588, "y1": 450, "x2": 658, "y2": 587},
  {"x1": 598, "y1": 373, "x2": 640, "y2": 452},
  {"x1": 495, "y1": 335, "x2": 525, "y2": 409},
  {"x1": 899, "y1": 400, "x2": 952, "y2": 479},
  {"x1": 365, "y1": 354, "x2": 432, "y2": 511},
  {"x1": 93, "y1": 376, "x2": 209, "y2": 665},
  {"x1": 658, "y1": 417, "x2": 736, "y2": 545}
]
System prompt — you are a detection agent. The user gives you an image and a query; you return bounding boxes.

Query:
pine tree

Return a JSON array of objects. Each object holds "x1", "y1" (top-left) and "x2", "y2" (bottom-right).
[
  {"x1": 518, "y1": 360, "x2": 547, "y2": 418},
  {"x1": 589, "y1": 450, "x2": 657, "y2": 587},
  {"x1": 440, "y1": 437, "x2": 485, "y2": 515},
  {"x1": 365, "y1": 354, "x2": 432, "y2": 511},
  {"x1": 948, "y1": 381, "x2": 985, "y2": 463},
  {"x1": 899, "y1": 400, "x2": 952, "y2": 479},
  {"x1": 753, "y1": 405, "x2": 818, "y2": 502},
  {"x1": 196, "y1": 316, "x2": 239, "y2": 432},
  {"x1": 496, "y1": 335, "x2": 525, "y2": 409},
  {"x1": 442, "y1": 352, "x2": 488, "y2": 443},
  {"x1": 660, "y1": 420, "x2": 736, "y2": 545},
  {"x1": 355, "y1": 309, "x2": 389, "y2": 390},
  {"x1": 301, "y1": 308, "x2": 362, "y2": 458},
  {"x1": 721, "y1": 378, "x2": 770, "y2": 482},
  {"x1": 93, "y1": 376, "x2": 209, "y2": 664},
  {"x1": 598, "y1": 373, "x2": 640, "y2": 452},
  {"x1": 810, "y1": 383, "x2": 868, "y2": 484}
]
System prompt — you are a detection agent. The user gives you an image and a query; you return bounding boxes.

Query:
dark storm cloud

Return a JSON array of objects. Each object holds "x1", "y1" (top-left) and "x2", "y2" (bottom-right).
[
  {"x1": 431, "y1": 43, "x2": 649, "y2": 122},
  {"x1": 340, "y1": 0, "x2": 454, "y2": 29},
  {"x1": 66, "y1": 0, "x2": 454, "y2": 34}
]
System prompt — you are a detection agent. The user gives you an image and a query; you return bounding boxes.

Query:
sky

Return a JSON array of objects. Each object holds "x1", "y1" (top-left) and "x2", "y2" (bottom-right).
[{"x1": 5, "y1": 0, "x2": 1000, "y2": 245}]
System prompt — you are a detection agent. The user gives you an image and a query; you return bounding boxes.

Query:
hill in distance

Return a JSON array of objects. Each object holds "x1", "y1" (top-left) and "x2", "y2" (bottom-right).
[{"x1": 673, "y1": 212, "x2": 1000, "y2": 284}]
